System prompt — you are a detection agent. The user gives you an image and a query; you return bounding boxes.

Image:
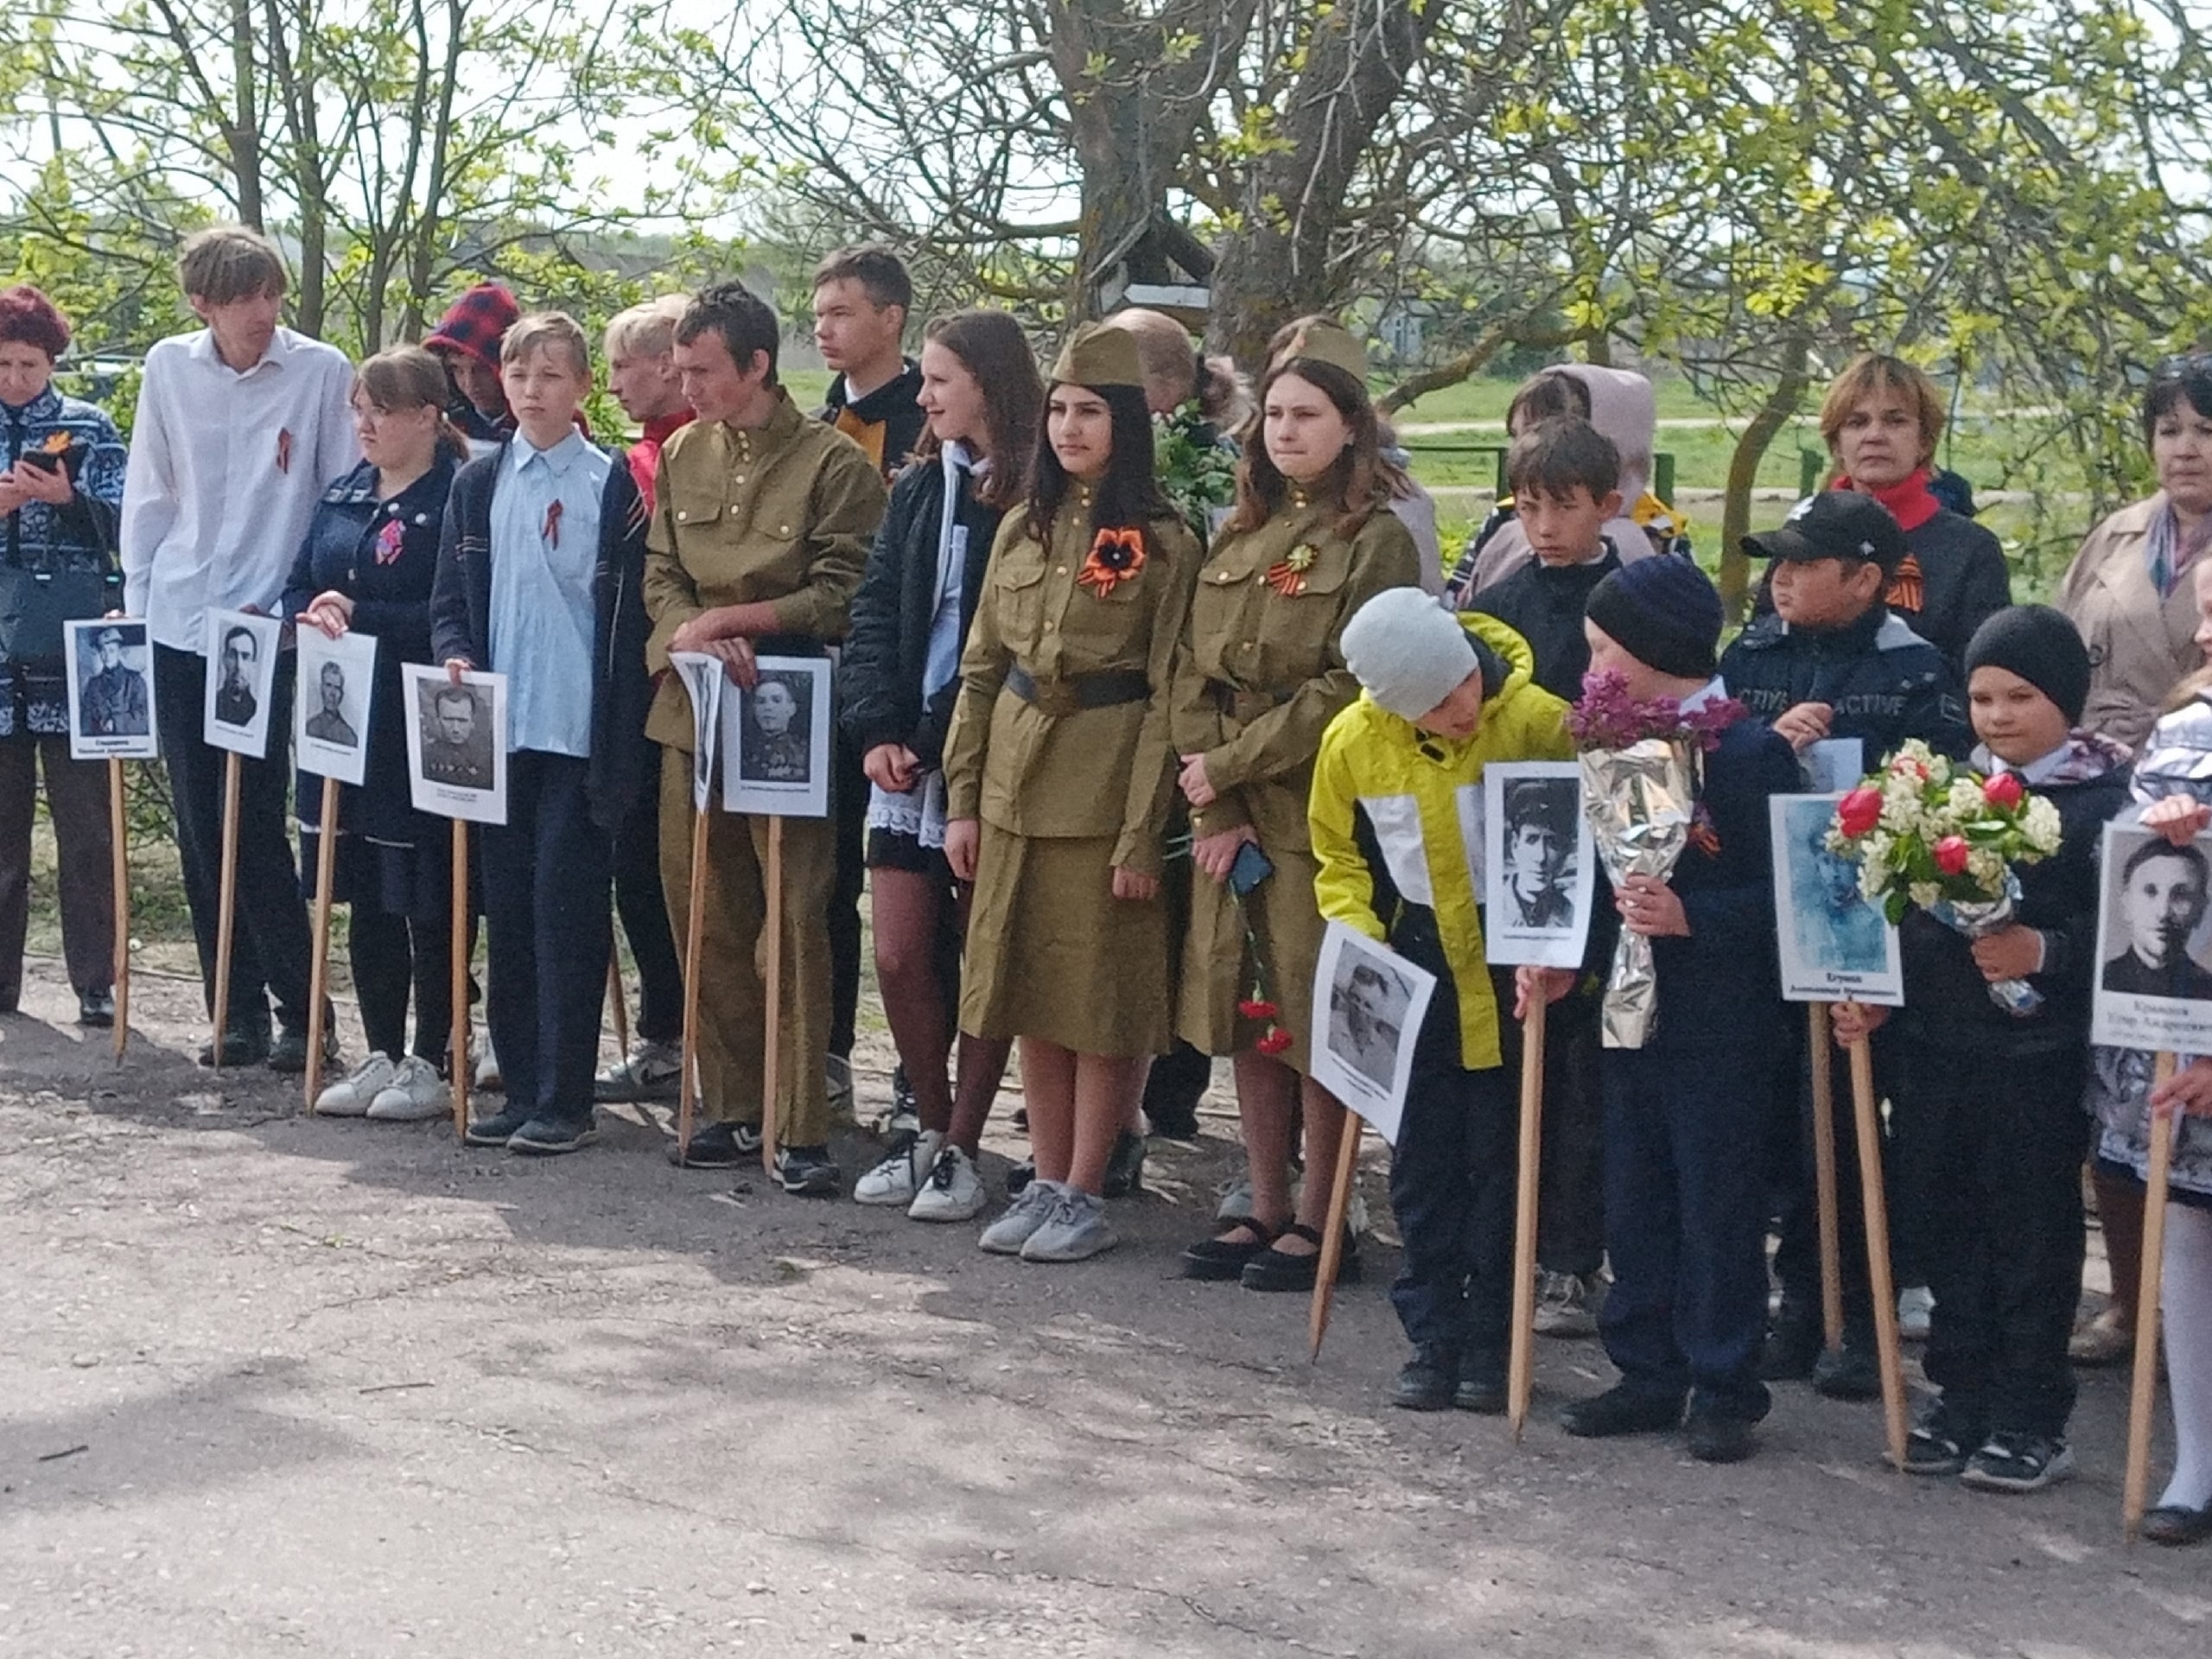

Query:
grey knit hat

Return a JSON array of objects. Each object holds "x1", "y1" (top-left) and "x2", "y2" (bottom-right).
[{"x1": 1341, "y1": 588, "x2": 1478, "y2": 721}]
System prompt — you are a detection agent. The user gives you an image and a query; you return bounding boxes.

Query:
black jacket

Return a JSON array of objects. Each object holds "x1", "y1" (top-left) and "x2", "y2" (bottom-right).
[
  {"x1": 429, "y1": 441, "x2": 652, "y2": 831},
  {"x1": 1719, "y1": 604, "x2": 1970, "y2": 763},
  {"x1": 1468, "y1": 542, "x2": 1623, "y2": 702},
  {"x1": 1753, "y1": 509, "x2": 2010, "y2": 674},
  {"x1": 1586, "y1": 716, "x2": 1802, "y2": 1051},
  {"x1": 819, "y1": 360, "x2": 927, "y2": 477},
  {"x1": 1897, "y1": 745, "x2": 2133, "y2": 1054},
  {"x1": 839, "y1": 456, "x2": 1003, "y2": 768}
]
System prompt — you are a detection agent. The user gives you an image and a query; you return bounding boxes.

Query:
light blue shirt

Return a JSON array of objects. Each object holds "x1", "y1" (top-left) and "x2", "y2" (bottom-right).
[{"x1": 488, "y1": 431, "x2": 607, "y2": 757}]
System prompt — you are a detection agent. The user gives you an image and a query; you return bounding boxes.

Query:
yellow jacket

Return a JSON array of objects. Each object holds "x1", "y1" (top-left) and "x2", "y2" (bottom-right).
[{"x1": 1308, "y1": 613, "x2": 1572, "y2": 1070}]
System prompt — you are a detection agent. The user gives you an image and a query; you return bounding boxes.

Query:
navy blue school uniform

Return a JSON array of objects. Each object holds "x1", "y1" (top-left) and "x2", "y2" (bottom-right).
[
  {"x1": 1587, "y1": 709, "x2": 1800, "y2": 1423},
  {"x1": 1888, "y1": 735, "x2": 2132, "y2": 1443}
]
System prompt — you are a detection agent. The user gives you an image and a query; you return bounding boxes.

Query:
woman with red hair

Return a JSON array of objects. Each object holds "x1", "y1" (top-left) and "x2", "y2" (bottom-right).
[{"x1": 0, "y1": 284, "x2": 127, "y2": 1026}]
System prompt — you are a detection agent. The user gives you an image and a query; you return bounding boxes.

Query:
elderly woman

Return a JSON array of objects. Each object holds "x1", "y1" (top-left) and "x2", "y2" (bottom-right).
[
  {"x1": 0, "y1": 285, "x2": 125, "y2": 1026},
  {"x1": 2057, "y1": 355, "x2": 2212, "y2": 1367}
]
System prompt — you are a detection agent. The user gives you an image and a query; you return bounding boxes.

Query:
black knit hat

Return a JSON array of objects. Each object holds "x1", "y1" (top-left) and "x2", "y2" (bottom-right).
[
  {"x1": 1962, "y1": 604, "x2": 2091, "y2": 725},
  {"x1": 1586, "y1": 556, "x2": 1723, "y2": 680}
]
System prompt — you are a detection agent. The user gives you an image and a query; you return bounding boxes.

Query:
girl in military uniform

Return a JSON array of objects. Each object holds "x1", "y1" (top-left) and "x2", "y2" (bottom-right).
[
  {"x1": 1169, "y1": 321, "x2": 1421, "y2": 1291},
  {"x1": 942, "y1": 324, "x2": 1199, "y2": 1263}
]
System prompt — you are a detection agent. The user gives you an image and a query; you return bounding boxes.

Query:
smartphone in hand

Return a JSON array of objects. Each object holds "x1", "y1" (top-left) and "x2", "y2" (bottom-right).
[{"x1": 1227, "y1": 840, "x2": 1274, "y2": 898}]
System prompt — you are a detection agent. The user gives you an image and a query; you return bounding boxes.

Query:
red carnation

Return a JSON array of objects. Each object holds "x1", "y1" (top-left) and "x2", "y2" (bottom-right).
[
  {"x1": 1256, "y1": 1028, "x2": 1293, "y2": 1056},
  {"x1": 1982, "y1": 772, "x2": 2024, "y2": 809},
  {"x1": 1836, "y1": 786, "x2": 1883, "y2": 837},
  {"x1": 1237, "y1": 998, "x2": 1278, "y2": 1021},
  {"x1": 1934, "y1": 836, "x2": 1971, "y2": 876}
]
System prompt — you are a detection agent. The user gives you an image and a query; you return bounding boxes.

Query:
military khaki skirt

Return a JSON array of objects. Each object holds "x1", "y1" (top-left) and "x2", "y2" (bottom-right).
[
  {"x1": 1178, "y1": 836, "x2": 1325, "y2": 1075},
  {"x1": 961, "y1": 822, "x2": 1170, "y2": 1056}
]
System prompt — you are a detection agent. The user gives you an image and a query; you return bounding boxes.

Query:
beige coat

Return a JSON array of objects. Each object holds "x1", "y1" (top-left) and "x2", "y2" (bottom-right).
[{"x1": 2056, "y1": 493, "x2": 2203, "y2": 753}]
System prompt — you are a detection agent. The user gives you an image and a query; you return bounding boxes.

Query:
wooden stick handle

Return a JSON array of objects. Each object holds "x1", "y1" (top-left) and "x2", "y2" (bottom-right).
[
  {"x1": 108, "y1": 757, "x2": 129, "y2": 1063},
  {"x1": 1847, "y1": 1036, "x2": 1909, "y2": 1471},
  {"x1": 210, "y1": 751, "x2": 242, "y2": 1074},
  {"x1": 761, "y1": 814, "x2": 784, "y2": 1176},
  {"x1": 1809, "y1": 1003, "x2": 1845, "y2": 1351},
  {"x1": 2124, "y1": 1050, "x2": 2179, "y2": 1541},
  {"x1": 1508, "y1": 992, "x2": 1547, "y2": 1440},
  {"x1": 304, "y1": 777, "x2": 340, "y2": 1110},
  {"x1": 607, "y1": 944, "x2": 631, "y2": 1062},
  {"x1": 1309, "y1": 1103, "x2": 1363, "y2": 1362},
  {"x1": 677, "y1": 803, "x2": 709, "y2": 1159},
  {"x1": 450, "y1": 821, "x2": 470, "y2": 1136}
]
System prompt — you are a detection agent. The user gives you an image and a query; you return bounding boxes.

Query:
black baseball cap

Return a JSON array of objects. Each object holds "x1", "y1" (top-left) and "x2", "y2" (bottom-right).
[{"x1": 1745, "y1": 490, "x2": 1908, "y2": 575}]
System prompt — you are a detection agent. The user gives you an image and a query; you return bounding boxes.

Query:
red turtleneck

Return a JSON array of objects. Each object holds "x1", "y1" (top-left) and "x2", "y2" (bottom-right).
[
  {"x1": 627, "y1": 406, "x2": 696, "y2": 511},
  {"x1": 1831, "y1": 466, "x2": 1942, "y2": 532}
]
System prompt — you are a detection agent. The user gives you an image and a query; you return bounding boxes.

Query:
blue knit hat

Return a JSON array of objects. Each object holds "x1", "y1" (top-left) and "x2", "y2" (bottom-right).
[{"x1": 1585, "y1": 556, "x2": 1723, "y2": 680}]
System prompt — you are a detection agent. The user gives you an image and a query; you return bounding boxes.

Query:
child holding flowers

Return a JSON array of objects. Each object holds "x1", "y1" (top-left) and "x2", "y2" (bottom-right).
[{"x1": 1828, "y1": 606, "x2": 2130, "y2": 1491}]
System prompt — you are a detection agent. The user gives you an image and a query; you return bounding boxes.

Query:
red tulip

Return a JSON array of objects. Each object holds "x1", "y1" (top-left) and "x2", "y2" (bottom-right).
[
  {"x1": 1836, "y1": 786, "x2": 1884, "y2": 837},
  {"x1": 1237, "y1": 998, "x2": 1279, "y2": 1021},
  {"x1": 1934, "y1": 835, "x2": 1971, "y2": 875},
  {"x1": 1982, "y1": 772, "x2": 2024, "y2": 809},
  {"x1": 1256, "y1": 1027, "x2": 1294, "y2": 1056}
]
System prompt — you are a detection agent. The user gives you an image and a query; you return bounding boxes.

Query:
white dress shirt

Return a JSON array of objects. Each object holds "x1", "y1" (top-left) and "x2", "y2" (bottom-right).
[{"x1": 120, "y1": 327, "x2": 359, "y2": 653}]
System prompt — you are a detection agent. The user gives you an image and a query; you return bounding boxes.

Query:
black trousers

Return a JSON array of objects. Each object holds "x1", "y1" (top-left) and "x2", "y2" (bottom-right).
[
  {"x1": 1385, "y1": 920, "x2": 1517, "y2": 1366},
  {"x1": 1599, "y1": 1040, "x2": 1776, "y2": 1422},
  {"x1": 1771, "y1": 1021, "x2": 1902, "y2": 1338},
  {"x1": 0, "y1": 731, "x2": 113, "y2": 1003},
  {"x1": 482, "y1": 752, "x2": 613, "y2": 1124},
  {"x1": 826, "y1": 725, "x2": 866, "y2": 1060},
  {"x1": 611, "y1": 734, "x2": 683, "y2": 1043},
  {"x1": 350, "y1": 905, "x2": 456, "y2": 1065},
  {"x1": 1891, "y1": 1035, "x2": 2089, "y2": 1438},
  {"x1": 155, "y1": 645, "x2": 311, "y2": 1031},
  {"x1": 1535, "y1": 984, "x2": 1605, "y2": 1278}
]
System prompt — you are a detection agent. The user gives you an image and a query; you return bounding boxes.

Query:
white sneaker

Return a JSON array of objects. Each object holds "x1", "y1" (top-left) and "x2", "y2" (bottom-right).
[
  {"x1": 595, "y1": 1039, "x2": 683, "y2": 1103},
  {"x1": 855, "y1": 1129, "x2": 942, "y2": 1206},
  {"x1": 1215, "y1": 1166, "x2": 1307, "y2": 1223},
  {"x1": 474, "y1": 1039, "x2": 502, "y2": 1092},
  {"x1": 1898, "y1": 1285, "x2": 1935, "y2": 1342},
  {"x1": 367, "y1": 1055, "x2": 448, "y2": 1122},
  {"x1": 908, "y1": 1144, "x2": 986, "y2": 1222},
  {"x1": 980, "y1": 1179, "x2": 1060, "y2": 1255},
  {"x1": 316, "y1": 1052, "x2": 396, "y2": 1116},
  {"x1": 1020, "y1": 1186, "x2": 1117, "y2": 1262},
  {"x1": 1533, "y1": 1270, "x2": 1603, "y2": 1338}
]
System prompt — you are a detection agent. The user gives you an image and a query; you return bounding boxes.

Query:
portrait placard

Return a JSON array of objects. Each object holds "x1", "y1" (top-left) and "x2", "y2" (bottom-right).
[
  {"x1": 1309, "y1": 919, "x2": 1439, "y2": 1147},
  {"x1": 200, "y1": 607, "x2": 282, "y2": 758},
  {"x1": 2092, "y1": 818, "x2": 2212, "y2": 1050},
  {"x1": 64, "y1": 618, "x2": 157, "y2": 760},
  {"x1": 400, "y1": 664, "x2": 507, "y2": 825},
  {"x1": 294, "y1": 628, "x2": 378, "y2": 785},
  {"x1": 1770, "y1": 793, "x2": 1904, "y2": 1006},
  {"x1": 1803, "y1": 737, "x2": 1866, "y2": 795},
  {"x1": 1482, "y1": 762, "x2": 1594, "y2": 968},
  {"x1": 722, "y1": 654, "x2": 832, "y2": 818},
  {"x1": 669, "y1": 649, "x2": 725, "y2": 813}
]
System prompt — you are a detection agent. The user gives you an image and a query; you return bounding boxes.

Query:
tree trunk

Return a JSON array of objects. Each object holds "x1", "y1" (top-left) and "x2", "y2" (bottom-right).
[
  {"x1": 228, "y1": 0, "x2": 264, "y2": 231},
  {"x1": 1719, "y1": 331, "x2": 1813, "y2": 619}
]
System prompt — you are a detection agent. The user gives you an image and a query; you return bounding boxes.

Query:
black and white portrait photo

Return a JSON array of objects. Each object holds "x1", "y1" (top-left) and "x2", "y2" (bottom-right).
[
  {"x1": 1770, "y1": 793, "x2": 1903, "y2": 1004},
  {"x1": 1308, "y1": 920, "x2": 1439, "y2": 1146},
  {"x1": 400, "y1": 663, "x2": 506, "y2": 825},
  {"x1": 294, "y1": 626, "x2": 377, "y2": 787},
  {"x1": 1481, "y1": 762, "x2": 1594, "y2": 968},
  {"x1": 65, "y1": 619, "x2": 157, "y2": 760},
  {"x1": 2092, "y1": 823, "x2": 2212, "y2": 1050},
  {"x1": 723, "y1": 654, "x2": 832, "y2": 818},
  {"x1": 200, "y1": 607, "x2": 282, "y2": 759}
]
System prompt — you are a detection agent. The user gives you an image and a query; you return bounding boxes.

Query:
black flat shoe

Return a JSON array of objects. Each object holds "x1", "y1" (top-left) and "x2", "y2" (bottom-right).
[
  {"x1": 1686, "y1": 1412, "x2": 1758, "y2": 1464},
  {"x1": 1560, "y1": 1383, "x2": 1685, "y2": 1438},
  {"x1": 1181, "y1": 1218, "x2": 1281, "y2": 1281},
  {"x1": 1240, "y1": 1223, "x2": 1357, "y2": 1293},
  {"x1": 2142, "y1": 1503, "x2": 2212, "y2": 1546},
  {"x1": 76, "y1": 988, "x2": 115, "y2": 1028},
  {"x1": 1393, "y1": 1344, "x2": 1459, "y2": 1411}
]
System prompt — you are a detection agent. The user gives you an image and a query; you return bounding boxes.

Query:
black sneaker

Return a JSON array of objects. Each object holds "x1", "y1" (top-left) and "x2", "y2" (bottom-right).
[
  {"x1": 77, "y1": 988, "x2": 116, "y2": 1028},
  {"x1": 1393, "y1": 1344, "x2": 1459, "y2": 1411},
  {"x1": 463, "y1": 1104, "x2": 533, "y2": 1147},
  {"x1": 507, "y1": 1114, "x2": 601, "y2": 1155},
  {"x1": 1559, "y1": 1383, "x2": 1685, "y2": 1438},
  {"x1": 1685, "y1": 1410, "x2": 1758, "y2": 1464},
  {"x1": 268, "y1": 1018, "x2": 339, "y2": 1077},
  {"x1": 1899, "y1": 1397, "x2": 1986, "y2": 1476},
  {"x1": 775, "y1": 1143, "x2": 839, "y2": 1196},
  {"x1": 1758, "y1": 1313, "x2": 1822, "y2": 1382},
  {"x1": 1005, "y1": 1155, "x2": 1035, "y2": 1196},
  {"x1": 670, "y1": 1121, "x2": 762, "y2": 1168},
  {"x1": 1812, "y1": 1341, "x2": 1882, "y2": 1402},
  {"x1": 197, "y1": 1024, "x2": 270, "y2": 1068},
  {"x1": 1453, "y1": 1357, "x2": 1507, "y2": 1414},
  {"x1": 1102, "y1": 1128, "x2": 1147, "y2": 1199},
  {"x1": 1960, "y1": 1432, "x2": 2075, "y2": 1494},
  {"x1": 887, "y1": 1065, "x2": 919, "y2": 1136}
]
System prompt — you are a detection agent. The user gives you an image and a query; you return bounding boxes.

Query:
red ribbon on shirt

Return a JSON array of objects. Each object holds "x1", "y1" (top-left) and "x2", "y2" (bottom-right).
[
  {"x1": 543, "y1": 499, "x2": 563, "y2": 550},
  {"x1": 275, "y1": 428, "x2": 293, "y2": 474}
]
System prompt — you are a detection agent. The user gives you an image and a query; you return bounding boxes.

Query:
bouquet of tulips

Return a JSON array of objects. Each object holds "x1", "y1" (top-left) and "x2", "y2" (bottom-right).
[{"x1": 1826, "y1": 738, "x2": 2063, "y2": 1013}]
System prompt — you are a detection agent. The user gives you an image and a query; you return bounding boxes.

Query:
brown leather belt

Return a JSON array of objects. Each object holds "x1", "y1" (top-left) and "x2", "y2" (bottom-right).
[{"x1": 1005, "y1": 664, "x2": 1150, "y2": 716}]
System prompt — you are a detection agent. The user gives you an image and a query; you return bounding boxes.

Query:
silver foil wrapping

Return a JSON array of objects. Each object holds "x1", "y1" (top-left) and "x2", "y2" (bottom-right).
[
  {"x1": 1580, "y1": 737, "x2": 1700, "y2": 1049},
  {"x1": 1929, "y1": 876, "x2": 2044, "y2": 1015}
]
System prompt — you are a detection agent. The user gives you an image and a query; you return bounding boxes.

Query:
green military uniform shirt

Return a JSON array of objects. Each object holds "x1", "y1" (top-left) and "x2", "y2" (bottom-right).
[
  {"x1": 643, "y1": 388, "x2": 887, "y2": 750},
  {"x1": 942, "y1": 492, "x2": 1200, "y2": 877}
]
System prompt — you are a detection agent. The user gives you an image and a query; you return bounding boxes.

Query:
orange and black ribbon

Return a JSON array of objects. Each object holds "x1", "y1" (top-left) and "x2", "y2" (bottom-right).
[
  {"x1": 1077, "y1": 526, "x2": 1147, "y2": 596},
  {"x1": 543, "y1": 499, "x2": 563, "y2": 550},
  {"x1": 1885, "y1": 551, "x2": 1924, "y2": 614}
]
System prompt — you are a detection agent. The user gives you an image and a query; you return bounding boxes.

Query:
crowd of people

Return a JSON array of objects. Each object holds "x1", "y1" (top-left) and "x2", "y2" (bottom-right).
[{"x1": 2, "y1": 226, "x2": 2209, "y2": 1539}]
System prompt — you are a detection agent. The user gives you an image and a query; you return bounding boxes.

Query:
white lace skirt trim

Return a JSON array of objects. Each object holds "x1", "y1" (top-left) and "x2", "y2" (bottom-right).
[{"x1": 866, "y1": 770, "x2": 949, "y2": 849}]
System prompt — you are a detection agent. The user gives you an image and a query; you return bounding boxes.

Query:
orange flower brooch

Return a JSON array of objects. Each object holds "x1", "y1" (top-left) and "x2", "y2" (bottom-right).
[
  {"x1": 1264, "y1": 543, "x2": 1319, "y2": 597},
  {"x1": 1077, "y1": 526, "x2": 1147, "y2": 596}
]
